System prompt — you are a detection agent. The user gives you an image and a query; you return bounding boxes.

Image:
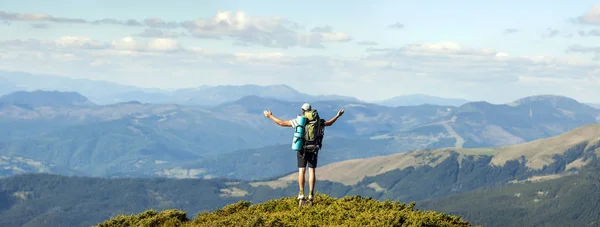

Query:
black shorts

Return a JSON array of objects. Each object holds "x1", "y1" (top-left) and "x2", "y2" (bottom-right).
[{"x1": 297, "y1": 150, "x2": 318, "y2": 168}]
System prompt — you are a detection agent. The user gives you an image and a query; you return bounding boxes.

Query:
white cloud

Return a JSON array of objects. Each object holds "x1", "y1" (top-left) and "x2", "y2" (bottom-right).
[
  {"x1": 136, "y1": 28, "x2": 186, "y2": 38},
  {"x1": 297, "y1": 25, "x2": 352, "y2": 48},
  {"x1": 2, "y1": 10, "x2": 351, "y2": 49},
  {"x1": 111, "y1": 37, "x2": 138, "y2": 50},
  {"x1": 1, "y1": 38, "x2": 600, "y2": 103},
  {"x1": 575, "y1": 5, "x2": 600, "y2": 25},
  {"x1": 181, "y1": 10, "x2": 350, "y2": 48},
  {"x1": 368, "y1": 41, "x2": 498, "y2": 58},
  {"x1": 0, "y1": 10, "x2": 86, "y2": 23},
  {"x1": 147, "y1": 38, "x2": 180, "y2": 51},
  {"x1": 55, "y1": 36, "x2": 104, "y2": 48}
]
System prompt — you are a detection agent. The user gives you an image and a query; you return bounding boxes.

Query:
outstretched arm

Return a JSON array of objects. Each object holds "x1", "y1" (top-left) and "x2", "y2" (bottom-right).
[
  {"x1": 263, "y1": 110, "x2": 292, "y2": 127},
  {"x1": 324, "y1": 109, "x2": 344, "y2": 126}
]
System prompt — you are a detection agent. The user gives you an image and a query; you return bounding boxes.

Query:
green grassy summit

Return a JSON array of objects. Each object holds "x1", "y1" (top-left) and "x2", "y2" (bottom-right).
[{"x1": 96, "y1": 194, "x2": 472, "y2": 227}]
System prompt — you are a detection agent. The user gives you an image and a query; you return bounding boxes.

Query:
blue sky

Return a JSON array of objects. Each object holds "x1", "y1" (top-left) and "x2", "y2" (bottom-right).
[{"x1": 1, "y1": 1, "x2": 600, "y2": 103}]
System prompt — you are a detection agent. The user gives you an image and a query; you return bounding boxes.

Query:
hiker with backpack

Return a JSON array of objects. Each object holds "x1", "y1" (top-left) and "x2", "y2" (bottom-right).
[{"x1": 263, "y1": 103, "x2": 345, "y2": 201}]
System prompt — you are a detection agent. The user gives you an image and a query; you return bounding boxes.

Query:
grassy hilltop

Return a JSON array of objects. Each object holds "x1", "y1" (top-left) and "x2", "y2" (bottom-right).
[{"x1": 95, "y1": 194, "x2": 472, "y2": 227}]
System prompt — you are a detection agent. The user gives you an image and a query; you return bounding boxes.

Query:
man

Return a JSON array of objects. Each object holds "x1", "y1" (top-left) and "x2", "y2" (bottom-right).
[{"x1": 263, "y1": 103, "x2": 344, "y2": 201}]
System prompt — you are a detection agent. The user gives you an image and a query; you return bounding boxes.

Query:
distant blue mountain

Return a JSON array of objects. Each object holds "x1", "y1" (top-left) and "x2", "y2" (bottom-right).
[
  {"x1": 0, "y1": 90, "x2": 95, "y2": 107},
  {"x1": 377, "y1": 94, "x2": 470, "y2": 107},
  {"x1": 0, "y1": 71, "x2": 361, "y2": 106}
]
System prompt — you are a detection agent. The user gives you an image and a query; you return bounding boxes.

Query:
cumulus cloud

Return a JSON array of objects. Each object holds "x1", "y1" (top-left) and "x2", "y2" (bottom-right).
[
  {"x1": 147, "y1": 38, "x2": 181, "y2": 51},
  {"x1": 573, "y1": 5, "x2": 600, "y2": 25},
  {"x1": 1, "y1": 10, "x2": 351, "y2": 49},
  {"x1": 388, "y1": 22, "x2": 404, "y2": 29},
  {"x1": 181, "y1": 10, "x2": 350, "y2": 48},
  {"x1": 110, "y1": 37, "x2": 138, "y2": 50},
  {"x1": 503, "y1": 28, "x2": 518, "y2": 34}
]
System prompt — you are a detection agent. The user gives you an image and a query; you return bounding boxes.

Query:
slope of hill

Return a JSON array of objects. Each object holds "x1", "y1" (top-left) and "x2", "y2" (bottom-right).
[
  {"x1": 418, "y1": 157, "x2": 600, "y2": 227},
  {"x1": 377, "y1": 94, "x2": 470, "y2": 107},
  {"x1": 96, "y1": 194, "x2": 472, "y2": 227},
  {"x1": 255, "y1": 124, "x2": 600, "y2": 202}
]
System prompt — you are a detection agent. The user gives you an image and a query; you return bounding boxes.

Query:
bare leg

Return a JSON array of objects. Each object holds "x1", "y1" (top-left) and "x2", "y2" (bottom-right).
[
  {"x1": 298, "y1": 167, "x2": 306, "y2": 192},
  {"x1": 308, "y1": 167, "x2": 316, "y2": 195}
]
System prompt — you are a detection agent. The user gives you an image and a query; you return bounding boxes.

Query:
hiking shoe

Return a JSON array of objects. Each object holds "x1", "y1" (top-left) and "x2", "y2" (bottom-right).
[
  {"x1": 297, "y1": 193, "x2": 305, "y2": 200},
  {"x1": 308, "y1": 194, "x2": 313, "y2": 201}
]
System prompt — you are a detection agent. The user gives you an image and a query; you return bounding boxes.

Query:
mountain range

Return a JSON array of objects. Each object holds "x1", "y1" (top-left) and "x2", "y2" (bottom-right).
[
  {"x1": 1, "y1": 89, "x2": 599, "y2": 181},
  {"x1": 0, "y1": 71, "x2": 361, "y2": 106},
  {"x1": 0, "y1": 70, "x2": 494, "y2": 107}
]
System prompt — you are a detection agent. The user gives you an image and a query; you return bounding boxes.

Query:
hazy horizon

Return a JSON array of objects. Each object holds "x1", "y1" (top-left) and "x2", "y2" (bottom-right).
[{"x1": 2, "y1": 1, "x2": 600, "y2": 103}]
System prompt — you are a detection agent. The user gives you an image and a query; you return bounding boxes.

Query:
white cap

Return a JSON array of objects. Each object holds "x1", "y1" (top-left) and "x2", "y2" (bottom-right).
[{"x1": 301, "y1": 103, "x2": 311, "y2": 110}]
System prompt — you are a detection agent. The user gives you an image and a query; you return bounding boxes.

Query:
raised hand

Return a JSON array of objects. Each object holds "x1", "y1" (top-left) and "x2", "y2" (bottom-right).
[
  {"x1": 337, "y1": 108, "x2": 345, "y2": 117},
  {"x1": 263, "y1": 110, "x2": 273, "y2": 118}
]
